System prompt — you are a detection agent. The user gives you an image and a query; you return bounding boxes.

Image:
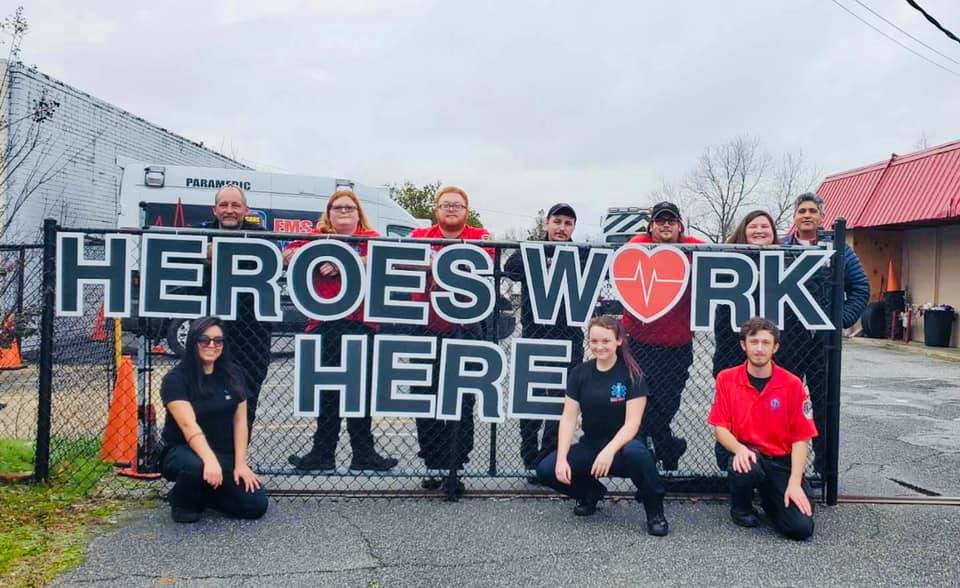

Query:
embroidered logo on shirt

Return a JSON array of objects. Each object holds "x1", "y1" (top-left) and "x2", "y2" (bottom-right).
[
  {"x1": 610, "y1": 382, "x2": 627, "y2": 402},
  {"x1": 802, "y1": 398, "x2": 814, "y2": 420},
  {"x1": 224, "y1": 389, "x2": 232, "y2": 401},
  {"x1": 770, "y1": 398, "x2": 781, "y2": 411}
]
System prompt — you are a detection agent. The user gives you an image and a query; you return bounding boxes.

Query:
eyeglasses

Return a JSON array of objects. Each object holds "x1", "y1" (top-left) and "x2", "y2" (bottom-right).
[
  {"x1": 197, "y1": 335, "x2": 225, "y2": 347},
  {"x1": 330, "y1": 205, "x2": 358, "y2": 214},
  {"x1": 436, "y1": 203, "x2": 466, "y2": 211},
  {"x1": 653, "y1": 217, "x2": 679, "y2": 226}
]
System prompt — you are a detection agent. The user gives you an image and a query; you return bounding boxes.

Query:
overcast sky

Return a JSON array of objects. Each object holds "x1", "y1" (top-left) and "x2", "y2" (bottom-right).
[{"x1": 14, "y1": 0, "x2": 960, "y2": 237}]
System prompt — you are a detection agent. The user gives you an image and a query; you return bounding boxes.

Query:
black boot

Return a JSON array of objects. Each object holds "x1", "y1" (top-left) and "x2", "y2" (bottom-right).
[
  {"x1": 643, "y1": 495, "x2": 670, "y2": 537},
  {"x1": 658, "y1": 437, "x2": 687, "y2": 471},
  {"x1": 730, "y1": 487, "x2": 760, "y2": 527},
  {"x1": 288, "y1": 450, "x2": 335, "y2": 471},
  {"x1": 349, "y1": 452, "x2": 399, "y2": 471}
]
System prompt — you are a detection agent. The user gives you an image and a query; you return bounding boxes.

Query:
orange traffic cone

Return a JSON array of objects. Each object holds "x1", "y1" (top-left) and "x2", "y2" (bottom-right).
[
  {"x1": 100, "y1": 355, "x2": 138, "y2": 466},
  {"x1": 91, "y1": 304, "x2": 108, "y2": 342},
  {"x1": 885, "y1": 259, "x2": 901, "y2": 292},
  {"x1": 0, "y1": 313, "x2": 26, "y2": 371}
]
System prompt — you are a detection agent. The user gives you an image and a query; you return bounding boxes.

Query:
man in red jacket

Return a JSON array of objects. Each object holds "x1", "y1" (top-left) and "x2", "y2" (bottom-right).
[
  {"x1": 409, "y1": 186, "x2": 493, "y2": 495},
  {"x1": 622, "y1": 201, "x2": 703, "y2": 470}
]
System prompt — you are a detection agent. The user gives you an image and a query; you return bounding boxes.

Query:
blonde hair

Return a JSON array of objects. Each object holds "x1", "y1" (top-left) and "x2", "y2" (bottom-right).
[{"x1": 318, "y1": 189, "x2": 373, "y2": 234}]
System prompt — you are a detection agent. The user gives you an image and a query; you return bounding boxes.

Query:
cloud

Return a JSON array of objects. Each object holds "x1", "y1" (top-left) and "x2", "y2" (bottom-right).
[{"x1": 14, "y1": 0, "x2": 960, "y2": 236}]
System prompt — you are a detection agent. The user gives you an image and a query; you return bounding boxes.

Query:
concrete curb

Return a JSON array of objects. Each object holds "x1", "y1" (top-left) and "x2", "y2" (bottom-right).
[{"x1": 846, "y1": 336, "x2": 960, "y2": 364}]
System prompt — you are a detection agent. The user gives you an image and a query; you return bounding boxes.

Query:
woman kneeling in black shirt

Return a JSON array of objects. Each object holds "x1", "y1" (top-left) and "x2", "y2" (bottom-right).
[
  {"x1": 536, "y1": 315, "x2": 668, "y2": 536},
  {"x1": 160, "y1": 317, "x2": 268, "y2": 523}
]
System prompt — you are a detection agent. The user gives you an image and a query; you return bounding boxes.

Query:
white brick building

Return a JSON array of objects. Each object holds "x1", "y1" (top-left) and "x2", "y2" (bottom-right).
[{"x1": 0, "y1": 61, "x2": 247, "y2": 242}]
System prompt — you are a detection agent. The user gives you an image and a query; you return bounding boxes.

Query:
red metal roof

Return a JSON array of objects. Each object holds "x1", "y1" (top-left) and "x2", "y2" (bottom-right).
[{"x1": 819, "y1": 140, "x2": 960, "y2": 229}]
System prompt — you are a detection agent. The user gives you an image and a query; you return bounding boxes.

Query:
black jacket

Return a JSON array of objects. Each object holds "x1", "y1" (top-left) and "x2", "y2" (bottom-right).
[{"x1": 503, "y1": 238, "x2": 589, "y2": 344}]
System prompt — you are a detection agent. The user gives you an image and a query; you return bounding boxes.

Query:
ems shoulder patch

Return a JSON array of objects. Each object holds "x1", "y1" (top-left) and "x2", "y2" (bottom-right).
[{"x1": 802, "y1": 398, "x2": 814, "y2": 420}]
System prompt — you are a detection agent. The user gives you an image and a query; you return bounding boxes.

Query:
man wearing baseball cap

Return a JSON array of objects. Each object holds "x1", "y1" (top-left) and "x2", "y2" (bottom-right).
[
  {"x1": 622, "y1": 201, "x2": 704, "y2": 471},
  {"x1": 504, "y1": 202, "x2": 586, "y2": 481}
]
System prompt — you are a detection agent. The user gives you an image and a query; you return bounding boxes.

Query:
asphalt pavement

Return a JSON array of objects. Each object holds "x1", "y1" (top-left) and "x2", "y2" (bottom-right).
[{"x1": 54, "y1": 342, "x2": 960, "y2": 587}]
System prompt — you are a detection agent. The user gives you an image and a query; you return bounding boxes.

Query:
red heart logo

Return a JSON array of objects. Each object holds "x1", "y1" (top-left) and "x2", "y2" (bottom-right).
[{"x1": 611, "y1": 245, "x2": 690, "y2": 323}]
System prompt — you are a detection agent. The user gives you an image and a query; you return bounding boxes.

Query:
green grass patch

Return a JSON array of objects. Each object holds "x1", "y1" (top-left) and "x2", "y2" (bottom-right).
[
  {"x1": 0, "y1": 437, "x2": 150, "y2": 587},
  {"x1": 0, "y1": 440, "x2": 34, "y2": 474}
]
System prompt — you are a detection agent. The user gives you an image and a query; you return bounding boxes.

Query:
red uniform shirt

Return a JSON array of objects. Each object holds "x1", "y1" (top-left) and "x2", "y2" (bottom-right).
[
  {"x1": 621, "y1": 233, "x2": 704, "y2": 346},
  {"x1": 409, "y1": 224, "x2": 494, "y2": 335},
  {"x1": 284, "y1": 227, "x2": 380, "y2": 331},
  {"x1": 708, "y1": 362, "x2": 818, "y2": 457}
]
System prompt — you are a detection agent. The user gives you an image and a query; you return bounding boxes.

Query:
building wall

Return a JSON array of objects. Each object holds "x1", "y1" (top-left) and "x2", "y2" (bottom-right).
[
  {"x1": 1, "y1": 62, "x2": 248, "y2": 243},
  {"x1": 849, "y1": 230, "x2": 903, "y2": 301},
  {"x1": 903, "y1": 225, "x2": 960, "y2": 347}
]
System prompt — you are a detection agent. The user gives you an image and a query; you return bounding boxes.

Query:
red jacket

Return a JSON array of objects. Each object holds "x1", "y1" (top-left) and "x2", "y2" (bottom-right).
[
  {"x1": 284, "y1": 227, "x2": 380, "y2": 331},
  {"x1": 410, "y1": 224, "x2": 493, "y2": 335},
  {"x1": 621, "y1": 233, "x2": 703, "y2": 347}
]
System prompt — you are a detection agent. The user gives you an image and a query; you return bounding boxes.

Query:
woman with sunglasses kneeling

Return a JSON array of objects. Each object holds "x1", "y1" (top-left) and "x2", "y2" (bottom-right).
[
  {"x1": 159, "y1": 317, "x2": 268, "y2": 523},
  {"x1": 536, "y1": 315, "x2": 669, "y2": 536}
]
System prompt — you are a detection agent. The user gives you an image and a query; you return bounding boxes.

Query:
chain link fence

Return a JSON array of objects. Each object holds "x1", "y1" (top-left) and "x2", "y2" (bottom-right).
[{"x1": 20, "y1": 223, "x2": 844, "y2": 502}]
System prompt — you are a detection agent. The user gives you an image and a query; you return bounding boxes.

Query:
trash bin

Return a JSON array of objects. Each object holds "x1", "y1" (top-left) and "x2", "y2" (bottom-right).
[{"x1": 923, "y1": 309, "x2": 956, "y2": 348}]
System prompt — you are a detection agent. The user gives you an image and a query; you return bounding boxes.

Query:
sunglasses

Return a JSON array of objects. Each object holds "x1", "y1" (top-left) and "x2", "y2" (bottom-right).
[{"x1": 197, "y1": 335, "x2": 225, "y2": 347}]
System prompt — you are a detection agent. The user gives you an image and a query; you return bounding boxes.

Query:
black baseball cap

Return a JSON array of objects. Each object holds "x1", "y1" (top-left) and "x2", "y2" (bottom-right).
[
  {"x1": 547, "y1": 202, "x2": 577, "y2": 219},
  {"x1": 651, "y1": 201, "x2": 681, "y2": 220}
]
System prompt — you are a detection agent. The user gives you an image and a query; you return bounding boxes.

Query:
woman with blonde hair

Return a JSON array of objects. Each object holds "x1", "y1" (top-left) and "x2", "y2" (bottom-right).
[{"x1": 284, "y1": 189, "x2": 398, "y2": 472}]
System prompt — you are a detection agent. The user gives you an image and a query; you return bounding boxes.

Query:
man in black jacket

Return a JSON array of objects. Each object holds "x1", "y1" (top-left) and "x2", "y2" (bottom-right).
[
  {"x1": 205, "y1": 185, "x2": 272, "y2": 434},
  {"x1": 503, "y1": 203, "x2": 586, "y2": 481}
]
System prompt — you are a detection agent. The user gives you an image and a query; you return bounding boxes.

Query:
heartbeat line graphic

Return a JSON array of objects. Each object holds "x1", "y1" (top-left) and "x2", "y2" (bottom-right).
[{"x1": 620, "y1": 263, "x2": 686, "y2": 305}]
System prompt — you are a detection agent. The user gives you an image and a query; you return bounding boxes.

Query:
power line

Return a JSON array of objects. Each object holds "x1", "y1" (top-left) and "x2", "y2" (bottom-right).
[
  {"x1": 852, "y1": 0, "x2": 960, "y2": 65},
  {"x1": 829, "y1": 0, "x2": 960, "y2": 78},
  {"x1": 905, "y1": 0, "x2": 960, "y2": 46}
]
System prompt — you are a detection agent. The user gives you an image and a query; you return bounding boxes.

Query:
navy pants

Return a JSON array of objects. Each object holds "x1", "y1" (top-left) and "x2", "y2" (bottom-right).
[
  {"x1": 519, "y1": 341, "x2": 584, "y2": 469},
  {"x1": 161, "y1": 444, "x2": 268, "y2": 519},
  {"x1": 628, "y1": 340, "x2": 693, "y2": 451},
  {"x1": 308, "y1": 321, "x2": 379, "y2": 461},
  {"x1": 724, "y1": 451, "x2": 814, "y2": 540},
  {"x1": 537, "y1": 438, "x2": 664, "y2": 503}
]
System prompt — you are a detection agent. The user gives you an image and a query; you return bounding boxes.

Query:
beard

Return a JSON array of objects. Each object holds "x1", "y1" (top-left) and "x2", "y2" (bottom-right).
[{"x1": 438, "y1": 216, "x2": 467, "y2": 234}]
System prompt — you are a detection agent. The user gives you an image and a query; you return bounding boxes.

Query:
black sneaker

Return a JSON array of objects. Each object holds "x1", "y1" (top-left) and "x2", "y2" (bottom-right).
[
  {"x1": 659, "y1": 437, "x2": 688, "y2": 471},
  {"x1": 526, "y1": 475, "x2": 542, "y2": 486},
  {"x1": 171, "y1": 506, "x2": 202, "y2": 523},
  {"x1": 440, "y1": 478, "x2": 466, "y2": 495},
  {"x1": 646, "y1": 513, "x2": 670, "y2": 537},
  {"x1": 421, "y1": 477, "x2": 443, "y2": 490},
  {"x1": 573, "y1": 498, "x2": 598, "y2": 516},
  {"x1": 349, "y1": 454, "x2": 399, "y2": 471},
  {"x1": 288, "y1": 453, "x2": 335, "y2": 471},
  {"x1": 731, "y1": 507, "x2": 760, "y2": 528}
]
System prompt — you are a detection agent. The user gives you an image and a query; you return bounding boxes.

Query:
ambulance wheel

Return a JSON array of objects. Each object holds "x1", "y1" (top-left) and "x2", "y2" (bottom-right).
[{"x1": 166, "y1": 319, "x2": 191, "y2": 357}]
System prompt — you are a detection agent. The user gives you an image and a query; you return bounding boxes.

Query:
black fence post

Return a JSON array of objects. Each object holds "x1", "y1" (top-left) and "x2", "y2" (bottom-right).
[
  {"x1": 826, "y1": 218, "x2": 847, "y2": 505},
  {"x1": 488, "y1": 247, "x2": 502, "y2": 477},
  {"x1": 34, "y1": 219, "x2": 57, "y2": 482},
  {"x1": 15, "y1": 248, "x2": 25, "y2": 348}
]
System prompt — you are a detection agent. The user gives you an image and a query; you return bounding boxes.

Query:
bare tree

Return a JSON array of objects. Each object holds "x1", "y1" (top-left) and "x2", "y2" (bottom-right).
[
  {"x1": 914, "y1": 131, "x2": 930, "y2": 151},
  {"x1": 0, "y1": 7, "x2": 87, "y2": 242},
  {"x1": 767, "y1": 149, "x2": 822, "y2": 232},
  {"x1": 676, "y1": 136, "x2": 769, "y2": 243}
]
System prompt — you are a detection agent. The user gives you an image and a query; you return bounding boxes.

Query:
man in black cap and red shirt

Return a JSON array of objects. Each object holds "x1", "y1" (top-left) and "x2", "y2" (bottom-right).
[
  {"x1": 503, "y1": 203, "x2": 586, "y2": 481},
  {"x1": 622, "y1": 201, "x2": 703, "y2": 470}
]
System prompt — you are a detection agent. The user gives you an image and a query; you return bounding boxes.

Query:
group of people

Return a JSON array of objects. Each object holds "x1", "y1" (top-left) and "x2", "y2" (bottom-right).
[{"x1": 157, "y1": 183, "x2": 869, "y2": 541}]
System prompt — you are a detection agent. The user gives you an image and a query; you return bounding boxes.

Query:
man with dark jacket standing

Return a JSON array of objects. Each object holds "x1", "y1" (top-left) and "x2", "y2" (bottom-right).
[
  {"x1": 503, "y1": 203, "x2": 585, "y2": 479},
  {"x1": 622, "y1": 201, "x2": 704, "y2": 471},
  {"x1": 782, "y1": 192, "x2": 869, "y2": 478},
  {"x1": 204, "y1": 185, "x2": 272, "y2": 433}
]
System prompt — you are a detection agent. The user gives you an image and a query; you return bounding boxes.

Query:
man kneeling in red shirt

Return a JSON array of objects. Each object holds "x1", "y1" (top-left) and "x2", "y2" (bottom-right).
[{"x1": 708, "y1": 317, "x2": 817, "y2": 540}]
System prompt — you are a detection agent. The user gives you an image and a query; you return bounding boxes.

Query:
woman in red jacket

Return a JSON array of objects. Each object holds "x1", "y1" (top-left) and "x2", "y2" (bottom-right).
[{"x1": 285, "y1": 189, "x2": 398, "y2": 472}]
